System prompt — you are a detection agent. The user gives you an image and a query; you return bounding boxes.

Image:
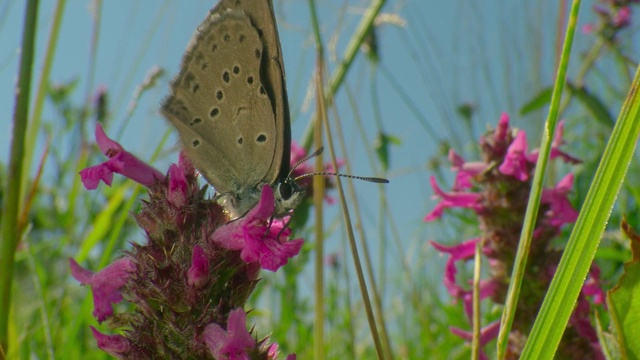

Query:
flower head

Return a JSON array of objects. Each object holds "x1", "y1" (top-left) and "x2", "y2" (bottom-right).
[
  {"x1": 426, "y1": 114, "x2": 602, "y2": 357},
  {"x1": 73, "y1": 124, "x2": 305, "y2": 357}
]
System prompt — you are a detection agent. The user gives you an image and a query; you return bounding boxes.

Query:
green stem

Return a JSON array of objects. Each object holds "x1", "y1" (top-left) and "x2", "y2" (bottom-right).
[
  {"x1": 0, "y1": 0, "x2": 40, "y2": 355},
  {"x1": 302, "y1": 0, "x2": 386, "y2": 150},
  {"x1": 307, "y1": 1, "x2": 326, "y2": 359}
]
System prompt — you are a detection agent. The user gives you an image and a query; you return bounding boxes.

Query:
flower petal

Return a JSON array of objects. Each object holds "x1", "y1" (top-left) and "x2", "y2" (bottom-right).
[
  {"x1": 187, "y1": 245, "x2": 209, "y2": 288},
  {"x1": 69, "y1": 257, "x2": 136, "y2": 322},
  {"x1": 425, "y1": 177, "x2": 483, "y2": 221},
  {"x1": 498, "y1": 130, "x2": 530, "y2": 181},
  {"x1": 168, "y1": 163, "x2": 188, "y2": 208},
  {"x1": 211, "y1": 186, "x2": 303, "y2": 271},
  {"x1": 90, "y1": 326, "x2": 131, "y2": 358},
  {"x1": 204, "y1": 309, "x2": 255, "y2": 359},
  {"x1": 80, "y1": 124, "x2": 163, "y2": 189}
]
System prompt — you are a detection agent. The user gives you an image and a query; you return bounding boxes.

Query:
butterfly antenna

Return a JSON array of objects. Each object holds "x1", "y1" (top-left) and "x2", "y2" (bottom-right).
[
  {"x1": 295, "y1": 171, "x2": 389, "y2": 184},
  {"x1": 289, "y1": 146, "x2": 389, "y2": 183},
  {"x1": 287, "y1": 146, "x2": 325, "y2": 178}
]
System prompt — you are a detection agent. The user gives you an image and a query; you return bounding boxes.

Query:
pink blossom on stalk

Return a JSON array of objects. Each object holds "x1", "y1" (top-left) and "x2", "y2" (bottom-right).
[
  {"x1": 450, "y1": 320, "x2": 501, "y2": 346},
  {"x1": 582, "y1": 23, "x2": 596, "y2": 33},
  {"x1": 583, "y1": 266, "x2": 605, "y2": 305},
  {"x1": 449, "y1": 150, "x2": 487, "y2": 191},
  {"x1": 90, "y1": 326, "x2": 131, "y2": 358},
  {"x1": 267, "y1": 344, "x2": 279, "y2": 359},
  {"x1": 167, "y1": 162, "x2": 188, "y2": 208},
  {"x1": 613, "y1": 6, "x2": 632, "y2": 27},
  {"x1": 461, "y1": 280, "x2": 500, "y2": 320},
  {"x1": 203, "y1": 309, "x2": 255, "y2": 360},
  {"x1": 541, "y1": 173, "x2": 579, "y2": 227},
  {"x1": 528, "y1": 121, "x2": 581, "y2": 164},
  {"x1": 430, "y1": 238, "x2": 482, "y2": 297},
  {"x1": 211, "y1": 185, "x2": 304, "y2": 271},
  {"x1": 79, "y1": 124, "x2": 163, "y2": 189},
  {"x1": 450, "y1": 320, "x2": 501, "y2": 360},
  {"x1": 69, "y1": 257, "x2": 136, "y2": 322},
  {"x1": 494, "y1": 112, "x2": 511, "y2": 143},
  {"x1": 570, "y1": 296, "x2": 605, "y2": 359},
  {"x1": 74, "y1": 126, "x2": 303, "y2": 356},
  {"x1": 187, "y1": 245, "x2": 209, "y2": 288},
  {"x1": 424, "y1": 177, "x2": 483, "y2": 221},
  {"x1": 266, "y1": 344, "x2": 297, "y2": 360},
  {"x1": 498, "y1": 130, "x2": 530, "y2": 181},
  {"x1": 425, "y1": 113, "x2": 603, "y2": 357}
]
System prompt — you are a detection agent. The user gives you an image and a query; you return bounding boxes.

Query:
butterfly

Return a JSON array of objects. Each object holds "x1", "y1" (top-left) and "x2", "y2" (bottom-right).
[{"x1": 161, "y1": 0, "x2": 302, "y2": 219}]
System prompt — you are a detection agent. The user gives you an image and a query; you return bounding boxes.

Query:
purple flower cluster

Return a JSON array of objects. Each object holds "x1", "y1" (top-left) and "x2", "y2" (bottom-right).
[
  {"x1": 426, "y1": 114, "x2": 605, "y2": 359},
  {"x1": 71, "y1": 124, "x2": 299, "y2": 359},
  {"x1": 583, "y1": 0, "x2": 639, "y2": 39}
]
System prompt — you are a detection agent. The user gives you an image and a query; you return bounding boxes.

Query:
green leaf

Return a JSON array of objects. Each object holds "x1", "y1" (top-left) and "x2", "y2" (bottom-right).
[
  {"x1": 456, "y1": 103, "x2": 475, "y2": 122},
  {"x1": 607, "y1": 219, "x2": 640, "y2": 360},
  {"x1": 567, "y1": 82, "x2": 615, "y2": 128},
  {"x1": 595, "y1": 311, "x2": 621, "y2": 360},
  {"x1": 519, "y1": 87, "x2": 552, "y2": 115},
  {"x1": 374, "y1": 132, "x2": 401, "y2": 171}
]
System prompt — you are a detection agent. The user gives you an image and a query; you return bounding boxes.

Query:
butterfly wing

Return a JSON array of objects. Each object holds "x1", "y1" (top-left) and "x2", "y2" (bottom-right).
[
  {"x1": 162, "y1": 10, "x2": 278, "y2": 195},
  {"x1": 214, "y1": 0, "x2": 292, "y2": 184}
]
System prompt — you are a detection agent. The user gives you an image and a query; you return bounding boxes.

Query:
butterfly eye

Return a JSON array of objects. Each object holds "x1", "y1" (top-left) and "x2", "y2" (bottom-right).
[{"x1": 278, "y1": 181, "x2": 293, "y2": 200}]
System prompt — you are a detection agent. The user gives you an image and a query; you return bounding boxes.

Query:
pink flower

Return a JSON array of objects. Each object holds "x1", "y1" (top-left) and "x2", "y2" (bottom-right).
[
  {"x1": 461, "y1": 280, "x2": 499, "y2": 319},
  {"x1": 267, "y1": 344, "x2": 279, "y2": 359},
  {"x1": 450, "y1": 320, "x2": 501, "y2": 360},
  {"x1": 90, "y1": 326, "x2": 131, "y2": 358},
  {"x1": 582, "y1": 23, "x2": 595, "y2": 34},
  {"x1": 498, "y1": 130, "x2": 531, "y2": 181},
  {"x1": 424, "y1": 177, "x2": 483, "y2": 221},
  {"x1": 79, "y1": 124, "x2": 163, "y2": 189},
  {"x1": 203, "y1": 308, "x2": 255, "y2": 360},
  {"x1": 211, "y1": 185, "x2": 303, "y2": 272},
  {"x1": 265, "y1": 344, "x2": 297, "y2": 360},
  {"x1": 582, "y1": 266, "x2": 605, "y2": 305},
  {"x1": 569, "y1": 296, "x2": 605, "y2": 359},
  {"x1": 289, "y1": 142, "x2": 313, "y2": 179},
  {"x1": 450, "y1": 320, "x2": 500, "y2": 345},
  {"x1": 449, "y1": 150, "x2": 487, "y2": 191},
  {"x1": 430, "y1": 238, "x2": 482, "y2": 298},
  {"x1": 541, "y1": 173, "x2": 579, "y2": 227},
  {"x1": 187, "y1": 245, "x2": 209, "y2": 288},
  {"x1": 613, "y1": 6, "x2": 631, "y2": 27},
  {"x1": 167, "y1": 159, "x2": 188, "y2": 208},
  {"x1": 494, "y1": 113, "x2": 510, "y2": 143},
  {"x1": 528, "y1": 121, "x2": 581, "y2": 164},
  {"x1": 69, "y1": 257, "x2": 136, "y2": 322}
]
